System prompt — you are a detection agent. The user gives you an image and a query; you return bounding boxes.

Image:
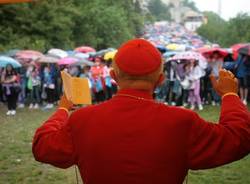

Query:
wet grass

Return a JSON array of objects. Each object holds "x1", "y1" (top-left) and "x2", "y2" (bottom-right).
[{"x1": 0, "y1": 104, "x2": 249, "y2": 184}]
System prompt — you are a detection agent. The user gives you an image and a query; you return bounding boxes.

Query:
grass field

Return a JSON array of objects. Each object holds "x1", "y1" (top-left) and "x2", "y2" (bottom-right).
[{"x1": 0, "y1": 103, "x2": 249, "y2": 184}]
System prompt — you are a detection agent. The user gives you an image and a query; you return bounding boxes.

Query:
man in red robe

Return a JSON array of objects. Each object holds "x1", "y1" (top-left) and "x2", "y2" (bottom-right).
[{"x1": 32, "y1": 39, "x2": 250, "y2": 184}]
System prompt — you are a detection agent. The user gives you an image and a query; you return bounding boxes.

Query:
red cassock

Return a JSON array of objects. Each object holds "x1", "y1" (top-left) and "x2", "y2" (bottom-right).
[{"x1": 32, "y1": 89, "x2": 250, "y2": 184}]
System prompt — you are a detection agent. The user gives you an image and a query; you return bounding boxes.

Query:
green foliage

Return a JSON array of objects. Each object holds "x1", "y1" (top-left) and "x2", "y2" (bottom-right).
[
  {"x1": 0, "y1": 105, "x2": 250, "y2": 183},
  {"x1": 223, "y1": 13, "x2": 250, "y2": 46},
  {"x1": 148, "y1": 0, "x2": 171, "y2": 21},
  {"x1": 0, "y1": 1, "x2": 77, "y2": 52},
  {"x1": 72, "y1": 1, "x2": 132, "y2": 49},
  {"x1": 198, "y1": 12, "x2": 250, "y2": 47},
  {"x1": 197, "y1": 11, "x2": 227, "y2": 46},
  {"x1": 0, "y1": 0, "x2": 144, "y2": 52},
  {"x1": 182, "y1": 0, "x2": 199, "y2": 12}
]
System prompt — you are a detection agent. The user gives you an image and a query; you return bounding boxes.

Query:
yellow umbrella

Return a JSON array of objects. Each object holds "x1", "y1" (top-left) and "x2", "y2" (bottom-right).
[
  {"x1": 166, "y1": 44, "x2": 179, "y2": 51},
  {"x1": 203, "y1": 44, "x2": 212, "y2": 48},
  {"x1": 104, "y1": 50, "x2": 117, "y2": 61}
]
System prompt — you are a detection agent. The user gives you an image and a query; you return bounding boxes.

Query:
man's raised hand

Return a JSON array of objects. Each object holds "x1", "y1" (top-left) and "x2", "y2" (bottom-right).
[{"x1": 210, "y1": 69, "x2": 238, "y2": 97}]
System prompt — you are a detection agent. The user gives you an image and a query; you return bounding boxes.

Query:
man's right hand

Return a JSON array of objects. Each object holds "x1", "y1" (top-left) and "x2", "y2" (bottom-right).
[
  {"x1": 210, "y1": 69, "x2": 238, "y2": 97},
  {"x1": 58, "y1": 94, "x2": 74, "y2": 111}
]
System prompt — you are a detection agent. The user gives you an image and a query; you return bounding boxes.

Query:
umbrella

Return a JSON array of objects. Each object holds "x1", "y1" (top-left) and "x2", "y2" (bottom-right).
[
  {"x1": 66, "y1": 50, "x2": 76, "y2": 56},
  {"x1": 58, "y1": 57, "x2": 78, "y2": 65},
  {"x1": 48, "y1": 49, "x2": 68, "y2": 59},
  {"x1": 166, "y1": 44, "x2": 186, "y2": 51},
  {"x1": 168, "y1": 51, "x2": 207, "y2": 69},
  {"x1": 156, "y1": 45, "x2": 167, "y2": 53},
  {"x1": 71, "y1": 59, "x2": 94, "y2": 67},
  {"x1": 73, "y1": 52, "x2": 90, "y2": 60},
  {"x1": 94, "y1": 48, "x2": 116, "y2": 57},
  {"x1": 0, "y1": 56, "x2": 21, "y2": 68},
  {"x1": 104, "y1": 51, "x2": 117, "y2": 61},
  {"x1": 238, "y1": 45, "x2": 250, "y2": 56},
  {"x1": 166, "y1": 44, "x2": 179, "y2": 51},
  {"x1": 169, "y1": 51, "x2": 206, "y2": 61},
  {"x1": 198, "y1": 48, "x2": 228, "y2": 58},
  {"x1": 75, "y1": 46, "x2": 96, "y2": 53},
  {"x1": 16, "y1": 50, "x2": 43, "y2": 61},
  {"x1": 36, "y1": 55, "x2": 59, "y2": 63},
  {"x1": 163, "y1": 51, "x2": 178, "y2": 58},
  {"x1": 231, "y1": 43, "x2": 249, "y2": 60}
]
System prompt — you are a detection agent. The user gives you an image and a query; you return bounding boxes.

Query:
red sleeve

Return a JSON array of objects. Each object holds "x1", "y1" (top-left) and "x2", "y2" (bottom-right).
[
  {"x1": 32, "y1": 109, "x2": 76, "y2": 169},
  {"x1": 187, "y1": 95, "x2": 250, "y2": 170}
]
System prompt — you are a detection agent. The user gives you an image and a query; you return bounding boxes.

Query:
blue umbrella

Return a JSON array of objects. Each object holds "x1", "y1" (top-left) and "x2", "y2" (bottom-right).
[
  {"x1": 163, "y1": 51, "x2": 178, "y2": 58},
  {"x1": 0, "y1": 56, "x2": 22, "y2": 68},
  {"x1": 66, "y1": 50, "x2": 76, "y2": 56}
]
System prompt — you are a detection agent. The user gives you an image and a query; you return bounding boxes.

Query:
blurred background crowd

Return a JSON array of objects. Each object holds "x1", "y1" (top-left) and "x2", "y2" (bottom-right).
[{"x1": 1, "y1": 21, "x2": 250, "y2": 116}]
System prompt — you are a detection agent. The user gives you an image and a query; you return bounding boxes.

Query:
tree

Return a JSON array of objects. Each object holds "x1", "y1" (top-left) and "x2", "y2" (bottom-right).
[
  {"x1": 0, "y1": 0, "x2": 77, "y2": 51},
  {"x1": 182, "y1": 0, "x2": 199, "y2": 12},
  {"x1": 223, "y1": 13, "x2": 250, "y2": 46},
  {"x1": 148, "y1": 0, "x2": 171, "y2": 21},
  {"x1": 197, "y1": 12, "x2": 250, "y2": 47},
  {"x1": 72, "y1": 0, "x2": 133, "y2": 49},
  {"x1": 0, "y1": 0, "x2": 145, "y2": 52},
  {"x1": 197, "y1": 11, "x2": 227, "y2": 46}
]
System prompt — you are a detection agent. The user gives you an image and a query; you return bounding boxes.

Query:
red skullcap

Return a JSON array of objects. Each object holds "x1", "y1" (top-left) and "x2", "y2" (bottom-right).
[{"x1": 114, "y1": 39, "x2": 162, "y2": 76}]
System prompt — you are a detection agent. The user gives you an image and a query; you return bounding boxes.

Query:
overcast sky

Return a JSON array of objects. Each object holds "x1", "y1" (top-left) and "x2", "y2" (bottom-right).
[{"x1": 192, "y1": 0, "x2": 249, "y2": 20}]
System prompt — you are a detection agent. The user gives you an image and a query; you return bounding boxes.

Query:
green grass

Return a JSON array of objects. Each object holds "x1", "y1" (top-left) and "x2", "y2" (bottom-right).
[{"x1": 0, "y1": 104, "x2": 249, "y2": 184}]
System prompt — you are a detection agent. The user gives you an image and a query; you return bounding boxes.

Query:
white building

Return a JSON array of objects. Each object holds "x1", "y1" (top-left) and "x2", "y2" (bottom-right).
[{"x1": 184, "y1": 10, "x2": 204, "y2": 32}]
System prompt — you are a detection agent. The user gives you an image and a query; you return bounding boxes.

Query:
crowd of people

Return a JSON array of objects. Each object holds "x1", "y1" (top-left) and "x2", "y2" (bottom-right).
[
  {"x1": 0, "y1": 57, "x2": 118, "y2": 116},
  {"x1": 156, "y1": 52, "x2": 250, "y2": 110},
  {"x1": 1, "y1": 21, "x2": 250, "y2": 116},
  {"x1": 144, "y1": 22, "x2": 250, "y2": 110}
]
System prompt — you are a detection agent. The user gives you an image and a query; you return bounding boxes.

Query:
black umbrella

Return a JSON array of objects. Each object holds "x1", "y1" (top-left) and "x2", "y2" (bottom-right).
[
  {"x1": 156, "y1": 45, "x2": 167, "y2": 53},
  {"x1": 238, "y1": 45, "x2": 250, "y2": 56}
]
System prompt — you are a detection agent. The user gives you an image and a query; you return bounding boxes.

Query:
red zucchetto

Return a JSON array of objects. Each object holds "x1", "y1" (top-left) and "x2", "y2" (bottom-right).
[{"x1": 114, "y1": 39, "x2": 162, "y2": 76}]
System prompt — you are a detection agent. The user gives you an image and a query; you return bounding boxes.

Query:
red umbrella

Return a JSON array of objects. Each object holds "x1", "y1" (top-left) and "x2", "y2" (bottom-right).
[
  {"x1": 231, "y1": 43, "x2": 249, "y2": 60},
  {"x1": 75, "y1": 46, "x2": 96, "y2": 53},
  {"x1": 197, "y1": 47, "x2": 228, "y2": 58},
  {"x1": 238, "y1": 45, "x2": 250, "y2": 56}
]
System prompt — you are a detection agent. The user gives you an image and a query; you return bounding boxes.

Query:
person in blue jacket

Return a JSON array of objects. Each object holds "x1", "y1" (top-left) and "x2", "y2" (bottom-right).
[{"x1": 235, "y1": 55, "x2": 250, "y2": 105}]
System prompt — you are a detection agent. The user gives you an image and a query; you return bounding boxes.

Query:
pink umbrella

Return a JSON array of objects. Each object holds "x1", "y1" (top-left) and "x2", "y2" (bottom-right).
[
  {"x1": 75, "y1": 46, "x2": 96, "y2": 53},
  {"x1": 58, "y1": 57, "x2": 78, "y2": 65},
  {"x1": 16, "y1": 50, "x2": 43, "y2": 61},
  {"x1": 168, "y1": 51, "x2": 207, "y2": 69},
  {"x1": 169, "y1": 51, "x2": 206, "y2": 61}
]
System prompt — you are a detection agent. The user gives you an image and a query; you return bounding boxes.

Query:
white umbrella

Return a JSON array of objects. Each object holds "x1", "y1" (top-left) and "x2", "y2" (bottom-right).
[
  {"x1": 47, "y1": 49, "x2": 68, "y2": 59},
  {"x1": 36, "y1": 55, "x2": 59, "y2": 63},
  {"x1": 73, "y1": 52, "x2": 89, "y2": 60}
]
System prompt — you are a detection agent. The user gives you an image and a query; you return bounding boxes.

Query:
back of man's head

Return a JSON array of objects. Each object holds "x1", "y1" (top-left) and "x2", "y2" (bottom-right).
[{"x1": 111, "y1": 39, "x2": 164, "y2": 89}]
